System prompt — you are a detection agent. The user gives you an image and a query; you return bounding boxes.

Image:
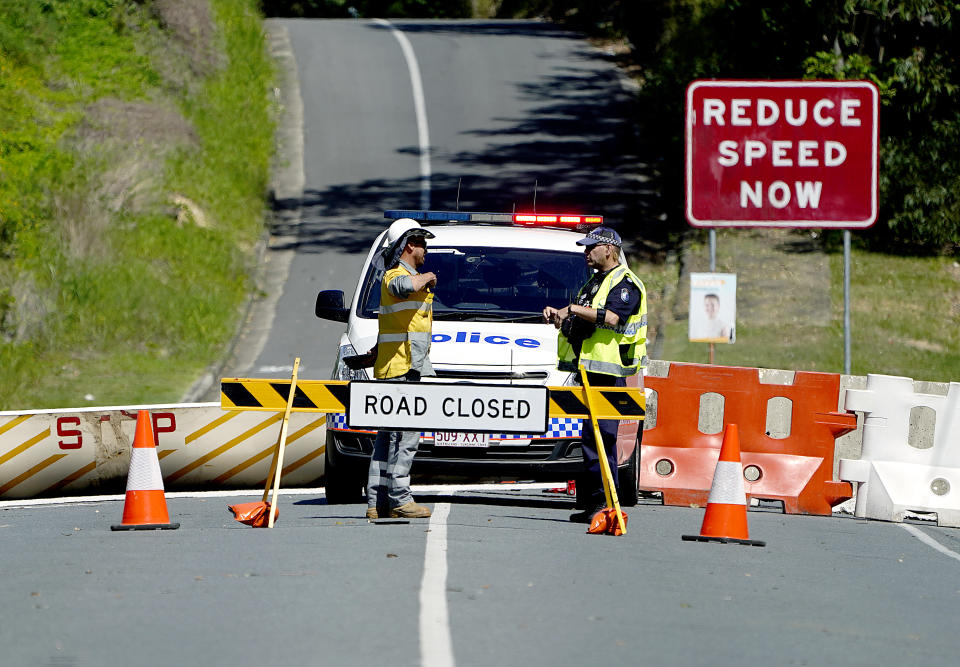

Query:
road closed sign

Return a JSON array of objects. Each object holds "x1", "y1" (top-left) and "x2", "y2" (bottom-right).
[
  {"x1": 347, "y1": 381, "x2": 549, "y2": 434},
  {"x1": 685, "y1": 80, "x2": 879, "y2": 228}
]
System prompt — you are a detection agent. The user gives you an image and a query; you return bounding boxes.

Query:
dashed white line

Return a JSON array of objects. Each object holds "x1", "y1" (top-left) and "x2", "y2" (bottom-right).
[
  {"x1": 898, "y1": 523, "x2": 960, "y2": 563},
  {"x1": 420, "y1": 502, "x2": 454, "y2": 667}
]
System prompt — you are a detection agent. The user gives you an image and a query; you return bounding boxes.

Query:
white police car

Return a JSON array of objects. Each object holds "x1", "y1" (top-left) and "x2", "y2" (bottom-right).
[{"x1": 315, "y1": 210, "x2": 642, "y2": 506}]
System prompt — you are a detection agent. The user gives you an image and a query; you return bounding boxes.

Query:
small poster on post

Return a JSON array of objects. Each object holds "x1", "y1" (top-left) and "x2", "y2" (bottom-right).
[{"x1": 689, "y1": 273, "x2": 737, "y2": 343}]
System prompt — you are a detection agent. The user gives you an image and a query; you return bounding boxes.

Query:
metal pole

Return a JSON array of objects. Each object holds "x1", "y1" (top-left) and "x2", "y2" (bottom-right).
[
  {"x1": 708, "y1": 229, "x2": 717, "y2": 364},
  {"x1": 843, "y1": 230, "x2": 851, "y2": 375},
  {"x1": 709, "y1": 229, "x2": 716, "y2": 272}
]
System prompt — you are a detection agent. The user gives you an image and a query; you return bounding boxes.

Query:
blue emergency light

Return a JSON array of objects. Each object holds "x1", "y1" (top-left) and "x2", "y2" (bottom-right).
[{"x1": 384, "y1": 210, "x2": 603, "y2": 228}]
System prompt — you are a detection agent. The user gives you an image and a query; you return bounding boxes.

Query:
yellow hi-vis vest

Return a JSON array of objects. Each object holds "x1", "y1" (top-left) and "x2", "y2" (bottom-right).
[
  {"x1": 557, "y1": 264, "x2": 647, "y2": 377},
  {"x1": 374, "y1": 264, "x2": 433, "y2": 379}
]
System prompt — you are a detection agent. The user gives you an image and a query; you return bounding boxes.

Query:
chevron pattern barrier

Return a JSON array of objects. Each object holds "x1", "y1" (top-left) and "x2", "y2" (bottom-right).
[{"x1": 220, "y1": 379, "x2": 645, "y2": 421}]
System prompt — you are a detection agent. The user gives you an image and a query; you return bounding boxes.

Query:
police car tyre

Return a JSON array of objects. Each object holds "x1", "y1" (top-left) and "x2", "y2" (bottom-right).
[{"x1": 324, "y1": 432, "x2": 366, "y2": 504}]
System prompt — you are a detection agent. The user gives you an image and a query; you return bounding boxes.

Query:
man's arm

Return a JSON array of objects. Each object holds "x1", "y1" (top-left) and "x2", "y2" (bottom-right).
[
  {"x1": 568, "y1": 303, "x2": 620, "y2": 327},
  {"x1": 388, "y1": 271, "x2": 437, "y2": 297},
  {"x1": 587, "y1": 278, "x2": 641, "y2": 327},
  {"x1": 410, "y1": 271, "x2": 437, "y2": 292}
]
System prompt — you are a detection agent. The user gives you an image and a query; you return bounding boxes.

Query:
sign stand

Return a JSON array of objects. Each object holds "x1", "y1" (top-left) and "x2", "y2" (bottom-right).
[
  {"x1": 709, "y1": 229, "x2": 717, "y2": 364},
  {"x1": 263, "y1": 357, "x2": 300, "y2": 528},
  {"x1": 580, "y1": 366, "x2": 627, "y2": 535},
  {"x1": 843, "y1": 230, "x2": 852, "y2": 374}
]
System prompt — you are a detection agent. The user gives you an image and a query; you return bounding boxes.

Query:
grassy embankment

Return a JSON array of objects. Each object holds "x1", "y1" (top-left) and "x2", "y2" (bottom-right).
[
  {"x1": 633, "y1": 229, "x2": 960, "y2": 383},
  {"x1": 0, "y1": 0, "x2": 275, "y2": 410}
]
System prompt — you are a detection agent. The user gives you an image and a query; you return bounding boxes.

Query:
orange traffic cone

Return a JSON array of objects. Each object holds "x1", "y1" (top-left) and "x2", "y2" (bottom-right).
[
  {"x1": 682, "y1": 424, "x2": 764, "y2": 547},
  {"x1": 111, "y1": 410, "x2": 179, "y2": 531}
]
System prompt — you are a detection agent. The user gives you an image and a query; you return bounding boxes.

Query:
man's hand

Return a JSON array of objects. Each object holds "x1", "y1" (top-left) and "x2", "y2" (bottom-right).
[
  {"x1": 412, "y1": 272, "x2": 437, "y2": 292},
  {"x1": 542, "y1": 305, "x2": 569, "y2": 328}
]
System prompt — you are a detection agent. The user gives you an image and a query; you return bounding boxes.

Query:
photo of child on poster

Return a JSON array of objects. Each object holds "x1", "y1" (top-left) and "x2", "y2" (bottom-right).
[{"x1": 689, "y1": 273, "x2": 736, "y2": 343}]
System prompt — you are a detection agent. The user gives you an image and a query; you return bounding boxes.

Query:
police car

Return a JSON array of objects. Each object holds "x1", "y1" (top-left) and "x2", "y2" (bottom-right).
[{"x1": 315, "y1": 210, "x2": 642, "y2": 506}]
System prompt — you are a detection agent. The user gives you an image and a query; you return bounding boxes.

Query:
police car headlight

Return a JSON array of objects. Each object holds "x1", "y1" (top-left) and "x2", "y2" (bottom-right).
[{"x1": 335, "y1": 344, "x2": 371, "y2": 382}]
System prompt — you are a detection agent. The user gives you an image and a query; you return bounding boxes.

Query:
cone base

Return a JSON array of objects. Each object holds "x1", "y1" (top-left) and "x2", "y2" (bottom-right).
[
  {"x1": 111, "y1": 523, "x2": 180, "y2": 531},
  {"x1": 682, "y1": 534, "x2": 765, "y2": 547}
]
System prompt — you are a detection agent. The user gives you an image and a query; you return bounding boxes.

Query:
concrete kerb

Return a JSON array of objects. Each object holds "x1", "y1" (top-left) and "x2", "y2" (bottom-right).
[{"x1": 180, "y1": 21, "x2": 305, "y2": 402}]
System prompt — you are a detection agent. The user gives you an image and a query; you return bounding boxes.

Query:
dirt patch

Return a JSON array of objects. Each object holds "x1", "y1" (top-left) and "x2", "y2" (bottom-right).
[
  {"x1": 57, "y1": 98, "x2": 197, "y2": 258},
  {"x1": 151, "y1": 0, "x2": 222, "y2": 77}
]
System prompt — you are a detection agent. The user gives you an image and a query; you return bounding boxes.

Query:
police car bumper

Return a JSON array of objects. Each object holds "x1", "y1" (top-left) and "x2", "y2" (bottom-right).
[{"x1": 327, "y1": 414, "x2": 586, "y2": 478}]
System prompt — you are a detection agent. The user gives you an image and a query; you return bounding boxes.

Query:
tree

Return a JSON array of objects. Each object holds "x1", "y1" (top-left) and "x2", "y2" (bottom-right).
[{"x1": 632, "y1": 0, "x2": 960, "y2": 252}]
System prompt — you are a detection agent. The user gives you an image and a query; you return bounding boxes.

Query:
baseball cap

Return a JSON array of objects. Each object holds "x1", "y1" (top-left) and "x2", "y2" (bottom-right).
[
  {"x1": 405, "y1": 227, "x2": 435, "y2": 241},
  {"x1": 576, "y1": 226, "x2": 622, "y2": 248}
]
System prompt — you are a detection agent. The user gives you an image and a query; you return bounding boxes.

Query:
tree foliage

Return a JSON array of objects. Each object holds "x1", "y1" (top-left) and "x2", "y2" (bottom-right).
[
  {"x1": 258, "y1": 0, "x2": 959, "y2": 252},
  {"x1": 516, "y1": 1, "x2": 960, "y2": 252}
]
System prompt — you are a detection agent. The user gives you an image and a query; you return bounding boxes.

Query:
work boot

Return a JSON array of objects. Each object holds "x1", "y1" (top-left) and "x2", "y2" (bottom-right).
[
  {"x1": 390, "y1": 502, "x2": 432, "y2": 519},
  {"x1": 365, "y1": 507, "x2": 379, "y2": 520},
  {"x1": 569, "y1": 505, "x2": 606, "y2": 524}
]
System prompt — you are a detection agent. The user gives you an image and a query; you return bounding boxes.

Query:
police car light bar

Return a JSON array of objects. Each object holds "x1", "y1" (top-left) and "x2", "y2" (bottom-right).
[{"x1": 384, "y1": 210, "x2": 602, "y2": 227}]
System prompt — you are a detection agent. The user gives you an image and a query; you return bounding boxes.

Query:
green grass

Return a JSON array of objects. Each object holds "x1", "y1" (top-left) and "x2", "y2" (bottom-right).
[
  {"x1": 0, "y1": 0, "x2": 275, "y2": 410},
  {"x1": 636, "y1": 230, "x2": 959, "y2": 383},
  {"x1": 835, "y1": 252, "x2": 960, "y2": 382}
]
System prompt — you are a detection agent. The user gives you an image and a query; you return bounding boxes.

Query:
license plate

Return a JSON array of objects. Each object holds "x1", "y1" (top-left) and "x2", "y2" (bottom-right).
[{"x1": 434, "y1": 432, "x2": 489, "y2": 447}]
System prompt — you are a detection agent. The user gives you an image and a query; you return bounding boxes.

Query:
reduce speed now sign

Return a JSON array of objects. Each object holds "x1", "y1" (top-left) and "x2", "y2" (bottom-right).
[{"x1": 685, "y1": 80, "x2": 879, "y2": 228}]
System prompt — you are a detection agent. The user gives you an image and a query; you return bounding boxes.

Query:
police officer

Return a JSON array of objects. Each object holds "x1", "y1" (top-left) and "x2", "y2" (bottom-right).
[
  {"x1": 366, "y1": 219, "x2": 437, "y2": 520},
  {"x1": 542, "y1": 226, "x2": 647, "y2": 522}
]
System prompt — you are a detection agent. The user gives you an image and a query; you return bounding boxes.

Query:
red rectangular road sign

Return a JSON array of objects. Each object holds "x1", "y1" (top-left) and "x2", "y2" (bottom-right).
[{"x1": 685, "y1": 80, "x2": 879, "y2": 228}]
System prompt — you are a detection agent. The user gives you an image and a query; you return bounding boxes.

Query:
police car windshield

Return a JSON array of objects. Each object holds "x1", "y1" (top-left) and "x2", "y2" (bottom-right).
[{"x1": 359, "y1": 247, "x2": 591, "y2": 320}]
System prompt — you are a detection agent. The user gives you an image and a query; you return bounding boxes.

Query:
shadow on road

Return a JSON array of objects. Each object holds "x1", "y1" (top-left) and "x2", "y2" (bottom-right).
[{"x1": 272, "y1": 21, "x2": 664, "y2": 259}]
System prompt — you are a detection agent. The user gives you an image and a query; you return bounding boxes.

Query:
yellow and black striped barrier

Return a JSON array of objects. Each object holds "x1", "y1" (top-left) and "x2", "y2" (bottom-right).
[
  {"x1": 220, "y1": 379, "x2": 349, "y2": 413},
  {"x1": 220, "y1": 379, "x2": 644, "y2": 421},
  {"x1": 546, "y1": 386, "x2": 645, "y2": 420}
]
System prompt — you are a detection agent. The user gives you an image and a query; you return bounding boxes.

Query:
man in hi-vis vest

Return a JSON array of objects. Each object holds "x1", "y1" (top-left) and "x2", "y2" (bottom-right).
[
  {"x1": 542, "y1": 226, "x2": 647, "y2": 523},
  {"x1": 366, "y1": 219, "x2": 437, "y2": 520}
]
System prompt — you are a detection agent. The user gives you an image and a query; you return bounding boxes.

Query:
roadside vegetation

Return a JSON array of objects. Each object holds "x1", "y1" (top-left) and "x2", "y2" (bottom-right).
[{"x1": 0, "y1": 0, "x2": 275, "y2": 410}]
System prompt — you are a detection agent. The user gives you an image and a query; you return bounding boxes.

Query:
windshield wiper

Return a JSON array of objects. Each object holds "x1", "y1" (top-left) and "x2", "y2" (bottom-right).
[{"x1": 433, "y1": 310, "x2": 545, "y2": 322}]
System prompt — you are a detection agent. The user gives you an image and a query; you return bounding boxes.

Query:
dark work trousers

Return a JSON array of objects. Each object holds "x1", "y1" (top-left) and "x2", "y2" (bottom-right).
[{"x1": 578, "y1": 371, "x2": 625, "y2": 508}]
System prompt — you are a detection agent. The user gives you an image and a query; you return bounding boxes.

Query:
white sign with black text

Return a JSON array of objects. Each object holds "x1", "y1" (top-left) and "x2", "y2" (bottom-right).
[{"x1": 347, "y1": 381, "x2": 549, "y2": 434}]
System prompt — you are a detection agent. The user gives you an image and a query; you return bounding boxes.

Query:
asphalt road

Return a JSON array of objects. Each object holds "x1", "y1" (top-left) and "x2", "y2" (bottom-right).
[
  {"x1": 212, "y1": 18, "x2": 648, "y2": 388},
  {"x1": 12, "y1": 18, "x2": 959, "y2": 667},
  {"x1": 3, "y1": 487, "x2": 960, "y2": 666}
]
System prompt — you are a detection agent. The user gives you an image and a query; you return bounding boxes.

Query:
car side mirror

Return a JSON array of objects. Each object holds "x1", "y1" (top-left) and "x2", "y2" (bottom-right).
[{"x1": 315, "y1": 290, "x2": 349, "y2": 322}]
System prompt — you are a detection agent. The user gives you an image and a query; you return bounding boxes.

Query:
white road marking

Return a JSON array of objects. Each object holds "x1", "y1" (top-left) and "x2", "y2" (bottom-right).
[
  {"x1": 0, "y1": 482, "x2": 558, "y2": 509},
  {"x1": 257, "y1": 364, "x2": 295, "y2": 373},
  {"x1": 420, "y1": 502, "x2": 454, "y2": 667},
  {"x1": 898, "y1": 523, "x2": 960, "y2": 563},
  {"x1": 374, "y1": 19, "x2": 431, "y2": 209}
]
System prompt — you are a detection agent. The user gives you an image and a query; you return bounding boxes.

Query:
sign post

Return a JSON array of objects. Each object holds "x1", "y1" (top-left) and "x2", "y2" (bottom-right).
[{"x1": 685, "y1": 80, "x2": 879, "y2": 372}]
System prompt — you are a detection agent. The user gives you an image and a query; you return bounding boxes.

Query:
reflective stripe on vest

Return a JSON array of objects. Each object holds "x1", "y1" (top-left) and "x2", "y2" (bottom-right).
[
  {"x1": 379, "y1": 300, "x2": 432, "y2": 315},
  {"x1": 557, "y1": 264, "x2": 647, "y2": 377},
  {"x1": 375, "y1": 264, "x2": 433, "y2": 379}
]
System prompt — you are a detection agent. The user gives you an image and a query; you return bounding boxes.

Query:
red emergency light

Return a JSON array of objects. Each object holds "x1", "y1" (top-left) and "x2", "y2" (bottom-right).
[{"x1": 513, "y1": 214, "x2": 603, "y2": 227}]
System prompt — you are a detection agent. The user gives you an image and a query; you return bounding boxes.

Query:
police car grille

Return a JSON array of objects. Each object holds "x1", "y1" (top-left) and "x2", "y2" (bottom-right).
[{"x1": 418, "y1": 441, "x2": 576, "y2": 461}]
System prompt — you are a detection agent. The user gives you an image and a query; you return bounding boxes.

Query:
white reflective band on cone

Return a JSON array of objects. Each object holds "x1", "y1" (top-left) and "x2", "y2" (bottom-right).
[
  {"x1": 126, "y1": 447, "x2": 164, "y2": 491},
  {"x1": 706, "y1": 460, "x2": 746, "y2": 505}
]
